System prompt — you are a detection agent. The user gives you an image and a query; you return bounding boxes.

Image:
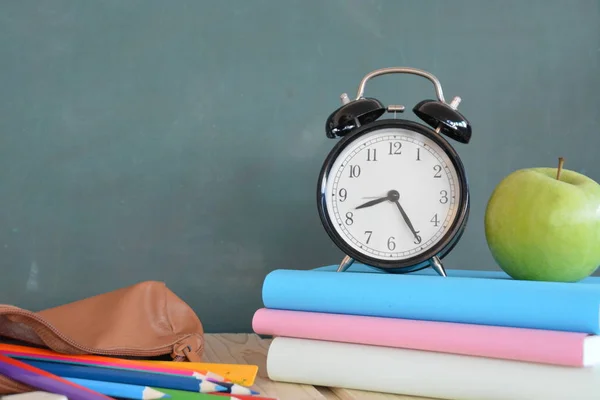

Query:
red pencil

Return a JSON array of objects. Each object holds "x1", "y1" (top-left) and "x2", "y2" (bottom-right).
[
  {"x1": 0, "y1": 354, "x2": 111, "y2": 400},
  {"x1": 0, "y1": 344, "x2": 198, "y2": 377}
]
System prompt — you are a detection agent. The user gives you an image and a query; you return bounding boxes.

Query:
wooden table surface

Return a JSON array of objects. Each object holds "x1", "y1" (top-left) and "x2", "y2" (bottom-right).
[{"x1": 203, "y1": 334, "x2": 435, "y2": 400}]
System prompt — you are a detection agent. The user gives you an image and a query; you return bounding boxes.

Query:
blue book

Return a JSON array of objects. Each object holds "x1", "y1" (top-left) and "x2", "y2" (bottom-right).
[
  {"x1": 18, "y1": 360, "x2": 226, "y2": 394},
  {"x1": 262, "y1": 263, "x2": 600, "y2": 334}
]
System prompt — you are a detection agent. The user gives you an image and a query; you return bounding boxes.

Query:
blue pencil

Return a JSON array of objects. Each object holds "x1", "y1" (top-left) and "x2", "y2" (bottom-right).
[
  {"x1": 65, "y1": 378, "x2": 170, "y2": 400},
  {"x1": 19, "y1": 359, "x2": 227, "y2": 394}
]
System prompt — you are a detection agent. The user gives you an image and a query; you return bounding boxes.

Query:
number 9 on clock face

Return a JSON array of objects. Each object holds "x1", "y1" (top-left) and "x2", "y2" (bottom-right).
[{"x1": 317, "y1": 120, "x2": 469, "y2": 270}]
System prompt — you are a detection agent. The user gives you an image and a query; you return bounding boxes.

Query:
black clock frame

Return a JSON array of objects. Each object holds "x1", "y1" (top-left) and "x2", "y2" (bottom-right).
[{"x1": 316, "y1": 118, "x2": 470, "y2": 273}]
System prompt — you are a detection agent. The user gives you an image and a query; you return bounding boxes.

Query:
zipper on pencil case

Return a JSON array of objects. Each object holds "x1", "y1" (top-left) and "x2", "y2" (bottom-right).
[{"x1": 0, "y1": 307, "x2": 203, "y2": 362}]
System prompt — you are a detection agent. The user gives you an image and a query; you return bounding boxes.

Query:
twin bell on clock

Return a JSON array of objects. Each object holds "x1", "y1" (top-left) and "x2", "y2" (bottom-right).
[{"x1": 316, "y1": 67, "x2": 472, "y2": 277}]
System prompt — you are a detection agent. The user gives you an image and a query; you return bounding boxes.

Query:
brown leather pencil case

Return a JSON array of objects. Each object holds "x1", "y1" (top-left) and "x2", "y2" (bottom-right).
[{"x1": 0, "y1": 280, "x2": 204, "y2": 394}]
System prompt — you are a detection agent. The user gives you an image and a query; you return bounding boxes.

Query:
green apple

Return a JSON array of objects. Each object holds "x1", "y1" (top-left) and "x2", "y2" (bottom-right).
[{"x1": 484, "y1": 164, "x2": 600, "y2": 282}]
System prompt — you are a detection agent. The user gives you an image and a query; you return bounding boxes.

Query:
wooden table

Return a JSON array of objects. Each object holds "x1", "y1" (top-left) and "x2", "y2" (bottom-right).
[{"x1": 203, "y1": 334, "x2": 434, "y2": 400}]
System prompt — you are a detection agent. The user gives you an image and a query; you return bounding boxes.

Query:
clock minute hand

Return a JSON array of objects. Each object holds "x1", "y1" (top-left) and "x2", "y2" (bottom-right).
[{"x1": 393, "y1": 200, "x2": 421, "y2": 242}]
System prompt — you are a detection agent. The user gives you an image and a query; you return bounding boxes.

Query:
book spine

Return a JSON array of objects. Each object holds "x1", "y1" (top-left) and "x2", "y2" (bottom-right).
[
  {"x1": 253, "y1": 308, "x2": 588, "y2": 366},
  {"x1": 266, "y1": 337, "x2": 599, "y2": 400},
  {"x1": 262, "y1": 269, "x2": 600, "y2": 333}
]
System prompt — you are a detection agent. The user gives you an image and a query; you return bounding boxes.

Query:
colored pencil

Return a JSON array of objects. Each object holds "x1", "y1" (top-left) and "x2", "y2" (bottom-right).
[
  {"x1": 65, "y1": 378, "x2": 170, "y2": 400},
  {"x1": 19, "y1": 359, "x2": 227, "y2": 393},
  {"x1": 0, "y1": 344, "x2": 200, "y2": 377},
  {"x1": 3, "y1": 350, "x2": 230, "y2": 384},
  {"x1": 0, "y1": 355, "x2": 106, "y2": 397},
  {"x1": 205, "y1": 380, "x2": 258, "y2": 396},
  {"x1": 210, "y1": 395, "x2": 277, "y2": 400},
  {"x1": 7, "y1": 352, "x2": 196, "y2": 380},
  {"x1": 195, "y1": 371, "x2": 230, "y2": 383},
  {"x1": 0, "y1": 355, "x2": 111, "y2": 400},
  {"x1": 0, "y1": 344, "x2": 237, "y2": 384},
  {"x1": 153, "y1": 388, "x2": 273, "y2": 400},
  {"x1": 191, "y1": 373, "x2": 254, "y2": 394}
]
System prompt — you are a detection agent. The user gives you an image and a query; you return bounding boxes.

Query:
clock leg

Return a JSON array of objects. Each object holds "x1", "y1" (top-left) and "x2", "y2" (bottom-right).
[
  {"x1": 336, "y1": 255, "x2": 355, "y2": 272},
  {"x1": 429, "y1": 256, "x2": 447, "y2": 277}
]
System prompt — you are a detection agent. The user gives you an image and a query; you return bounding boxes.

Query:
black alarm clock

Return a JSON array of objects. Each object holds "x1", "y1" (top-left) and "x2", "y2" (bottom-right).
[{"x1": 316, "y1": 67, "x2": 471, "y2": 277}]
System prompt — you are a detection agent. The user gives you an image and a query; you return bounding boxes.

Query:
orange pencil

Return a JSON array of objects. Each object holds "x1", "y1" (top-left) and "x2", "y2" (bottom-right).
[
  {"x1": 0, "y1": 343, "x2": 254, "y2": 385},
  {"x1": 0, "y1": 344, "x2": 196, "y2": 376}
]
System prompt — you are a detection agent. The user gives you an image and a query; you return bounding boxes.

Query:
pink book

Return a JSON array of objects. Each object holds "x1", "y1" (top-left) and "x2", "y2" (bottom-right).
[{"x1": 252, "y1": 308, "x2": 600, "y2": 367}]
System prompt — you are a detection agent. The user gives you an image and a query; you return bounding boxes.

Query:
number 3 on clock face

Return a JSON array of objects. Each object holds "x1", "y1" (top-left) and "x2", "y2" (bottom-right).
[{"x1": 317, "y1": 120, "x2": 469, "y2": 271}]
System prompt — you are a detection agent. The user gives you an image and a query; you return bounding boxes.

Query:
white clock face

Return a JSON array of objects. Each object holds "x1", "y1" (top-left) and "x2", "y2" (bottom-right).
[{"x1": 323, "y1": 127, "x2": 462, "y2": 262}]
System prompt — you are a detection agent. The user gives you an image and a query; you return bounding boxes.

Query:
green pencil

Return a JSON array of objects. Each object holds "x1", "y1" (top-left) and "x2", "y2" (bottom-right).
[{"x1": 150, "y1": 388, "x2": 237, "y2": 400}]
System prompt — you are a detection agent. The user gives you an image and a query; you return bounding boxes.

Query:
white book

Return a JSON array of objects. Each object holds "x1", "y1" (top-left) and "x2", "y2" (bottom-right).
[{"x1": 267, "y1": 337, "x2": 600, "y2": 400}]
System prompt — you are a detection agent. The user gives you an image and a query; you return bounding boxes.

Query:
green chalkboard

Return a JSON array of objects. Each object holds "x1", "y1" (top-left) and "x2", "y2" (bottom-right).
[{"x1": 0, "y1": 0, "x2": 599, "y2": 332}]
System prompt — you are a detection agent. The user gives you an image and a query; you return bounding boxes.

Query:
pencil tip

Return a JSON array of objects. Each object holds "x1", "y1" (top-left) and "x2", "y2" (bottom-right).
[
  {"x1": 199, "y1": 381, "x2": 227, "y2": 392},
  {"x1": 143, "y1": 388, "x2": 170, "y2": 400},
  {"x1": 215, "y1": 384, "x2": 227, "y2": 392},
  {"x1": 205, "y1": 371, "x2": 225, "y2": 381},
  {"x1": 231, "y1": 386, "x2": 260, "y2": 395}
]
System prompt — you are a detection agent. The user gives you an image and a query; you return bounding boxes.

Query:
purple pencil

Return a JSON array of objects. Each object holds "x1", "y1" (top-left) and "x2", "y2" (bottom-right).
[{"x1": 0, "y1": 354, "x2": 111, "y2": 400}]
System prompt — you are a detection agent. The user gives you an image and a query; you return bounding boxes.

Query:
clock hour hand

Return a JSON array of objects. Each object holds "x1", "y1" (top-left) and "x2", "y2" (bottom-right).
[
  {"x1": 355, "y1": 196, "x2": 388, "y2": 209},
  {"x1": 356, "y1": 189, "x2": 399, "y2": 209}
]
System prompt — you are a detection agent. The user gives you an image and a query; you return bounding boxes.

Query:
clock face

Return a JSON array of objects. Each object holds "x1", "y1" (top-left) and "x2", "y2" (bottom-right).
[{"x1": 321, "y1": 125, "x2": 464, "y2": 263}]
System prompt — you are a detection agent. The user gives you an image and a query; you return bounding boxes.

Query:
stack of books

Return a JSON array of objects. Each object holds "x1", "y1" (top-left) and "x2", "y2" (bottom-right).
[{"x1": 252, "y1": 263, "x2": 600, "y2": 400}]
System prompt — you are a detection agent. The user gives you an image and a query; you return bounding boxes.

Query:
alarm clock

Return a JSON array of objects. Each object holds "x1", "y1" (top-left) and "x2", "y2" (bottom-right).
[{"x1": 316, "y1": 67, "x2": 471, "y2": 277}]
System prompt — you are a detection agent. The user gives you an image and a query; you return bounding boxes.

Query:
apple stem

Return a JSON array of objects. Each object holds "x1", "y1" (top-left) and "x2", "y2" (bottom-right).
[{"x1": 556, "y1": 157, "x2": 565, "y2": 181}]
